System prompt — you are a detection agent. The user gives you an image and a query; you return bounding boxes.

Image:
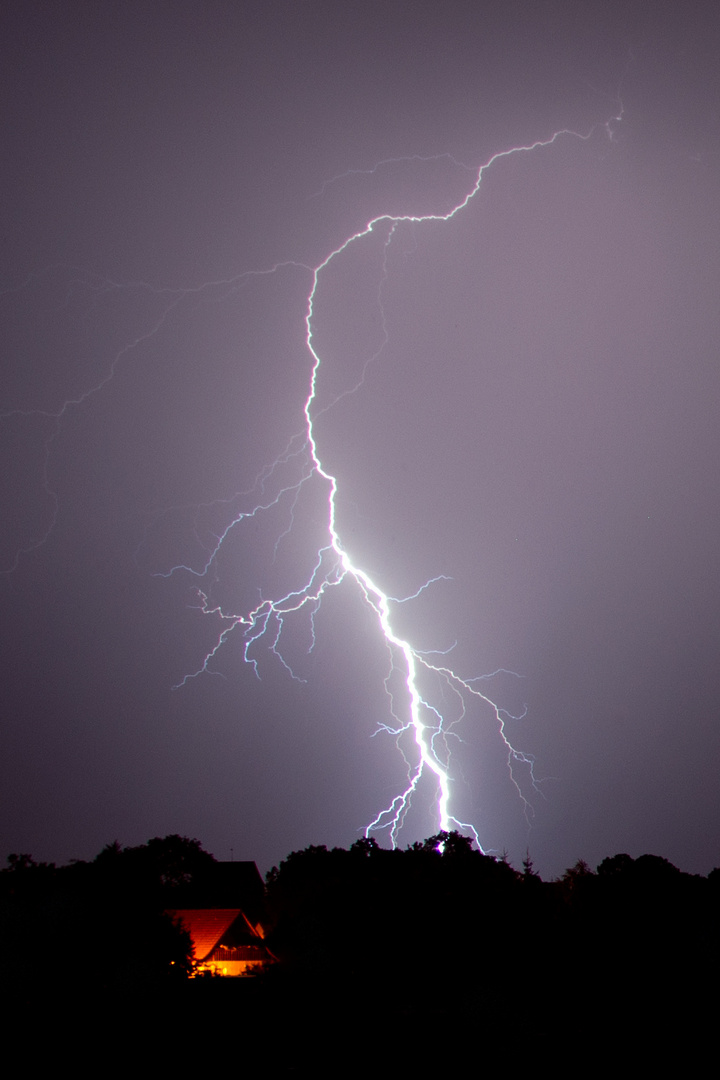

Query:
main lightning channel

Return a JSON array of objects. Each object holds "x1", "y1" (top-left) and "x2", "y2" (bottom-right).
[{"x1": 179, "y1": 124, "x2": 605, "y2": 849}]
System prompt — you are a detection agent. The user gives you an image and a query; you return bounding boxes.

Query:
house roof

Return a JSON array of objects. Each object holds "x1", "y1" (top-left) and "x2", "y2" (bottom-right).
[{"x1": 169, "y1": 908, "x2": 259, "y2": 961}]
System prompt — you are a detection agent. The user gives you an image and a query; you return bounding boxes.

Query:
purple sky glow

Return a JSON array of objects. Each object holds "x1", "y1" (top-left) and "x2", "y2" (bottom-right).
[{"x1": 2, "y1": 1, "x2": 720, "y2": 879}]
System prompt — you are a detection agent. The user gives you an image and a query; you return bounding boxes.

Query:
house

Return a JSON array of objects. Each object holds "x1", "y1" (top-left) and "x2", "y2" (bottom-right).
[
  {"x1": 168, "y1": 861, "x2": 275, "y2": 977},
  {"x1": 170, "y1": 906, "x2": 272, "y2": 976}
]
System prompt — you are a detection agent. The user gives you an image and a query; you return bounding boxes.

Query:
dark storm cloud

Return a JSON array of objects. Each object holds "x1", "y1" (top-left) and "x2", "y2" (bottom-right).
[{"x1": 2, "y1": 1, "x2": 720, "y2": 878}]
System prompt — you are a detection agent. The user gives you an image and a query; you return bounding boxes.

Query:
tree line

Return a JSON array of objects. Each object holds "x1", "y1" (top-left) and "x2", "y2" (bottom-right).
[{"x1": 3, "y1": 832, "x2": 717, "y2": 1061}]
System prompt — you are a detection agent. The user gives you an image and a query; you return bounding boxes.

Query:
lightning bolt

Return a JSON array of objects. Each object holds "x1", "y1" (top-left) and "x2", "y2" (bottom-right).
[
  {"x1": 3, "y1": 110, "x2": 620, "y2": 853},
  {"x1": 163, "y1": 120, "x2": 619, "y2": 852}
]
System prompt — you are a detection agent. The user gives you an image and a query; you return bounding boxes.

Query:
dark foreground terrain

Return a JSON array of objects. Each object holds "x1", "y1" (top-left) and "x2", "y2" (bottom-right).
[{"x1": 3, "y1": 834, "x2": 717, "y2": 1068}]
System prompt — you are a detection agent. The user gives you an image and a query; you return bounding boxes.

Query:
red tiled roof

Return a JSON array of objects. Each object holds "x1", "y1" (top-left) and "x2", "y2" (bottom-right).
[{"x1": 169, "y1": 908, "x2": 251, "y2": 961}]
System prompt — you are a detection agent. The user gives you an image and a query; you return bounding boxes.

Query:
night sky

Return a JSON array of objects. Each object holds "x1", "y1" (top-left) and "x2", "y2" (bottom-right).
[{"x1": 3, "y1": 1, "x2": 720, "y2": 880}]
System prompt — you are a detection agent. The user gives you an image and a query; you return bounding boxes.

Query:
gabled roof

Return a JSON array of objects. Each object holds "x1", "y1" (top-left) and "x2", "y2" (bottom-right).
[{"x1": 169, "y1": 908, "x2": 259, "y2": 962}]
